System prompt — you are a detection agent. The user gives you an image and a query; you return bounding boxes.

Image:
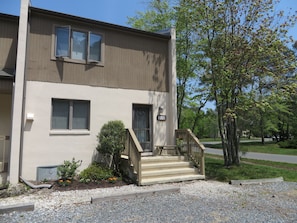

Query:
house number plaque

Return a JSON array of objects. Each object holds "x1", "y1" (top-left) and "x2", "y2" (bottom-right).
[{"x1": 157, "y1": 115, "x2": 166, "y2": 121}]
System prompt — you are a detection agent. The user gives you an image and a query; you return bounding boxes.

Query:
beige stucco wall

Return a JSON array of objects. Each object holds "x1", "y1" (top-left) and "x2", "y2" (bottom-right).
[{"x1": 21, "y1": 81, "x2": 174, "y2": 180}]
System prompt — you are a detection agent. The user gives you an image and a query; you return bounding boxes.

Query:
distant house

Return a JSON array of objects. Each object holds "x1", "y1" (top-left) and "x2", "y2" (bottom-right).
[{"x1": 0, "y1": 1, "x2": 205, "y2": 186}]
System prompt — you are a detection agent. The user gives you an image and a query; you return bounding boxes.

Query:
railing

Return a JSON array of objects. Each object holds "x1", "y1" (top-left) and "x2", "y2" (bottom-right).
[
  {"x1": 123, "y1": 128, "x2": 143, "y2": 185},
  {"x1": 0, "y1": 135, "x2": 5, "y2": 172},
  {"x1": 175, "y1": 129, "x2": 205, "y2": 175}
]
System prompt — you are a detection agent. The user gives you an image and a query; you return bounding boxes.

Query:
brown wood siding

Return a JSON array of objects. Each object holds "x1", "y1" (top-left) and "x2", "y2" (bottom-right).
[
  {"x1": 0, "y1": 14, "x2": 18, "y2": 70},
  {"x1": 0, "y1": 79, "x2": 13, "y2": 94},
  {"x1": 26, "y1": 11, "x2": 169, "y2": 92}
]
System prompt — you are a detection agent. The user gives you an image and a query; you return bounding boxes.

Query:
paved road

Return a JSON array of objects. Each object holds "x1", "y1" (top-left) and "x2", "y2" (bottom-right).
[{"x1": 205, "y1": 147, "x2": 297, "y2": 164}]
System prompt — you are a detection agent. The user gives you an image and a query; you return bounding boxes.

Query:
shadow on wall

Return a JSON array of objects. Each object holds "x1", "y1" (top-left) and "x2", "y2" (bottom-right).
[
  {"x1": 24, "y1": 120, "x2": 33, "y2": 131},
  {"x1": 2, "y1": 18, "x2": 18, "y2": 71},
  {"x1": 55, "y1": 59, "x2": 64, "y2": 82},
  {"x1": 143, "y1": 50, "x2": 167, "y2": 92}
]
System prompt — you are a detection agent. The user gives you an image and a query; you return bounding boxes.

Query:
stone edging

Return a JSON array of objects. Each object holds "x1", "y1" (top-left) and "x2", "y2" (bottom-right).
[
  {"x1": 230, "y1": 177, "x2": 284, "y2": 185},
  {"x1": 0, "y1": 203, "x2": 34, "y2": 214},
  {"x1": 91, "y1": 187, "x2": 180, "y2": 204},
  {"x1": 0, "y1": 187, "x2": 181, "y2": 214}
]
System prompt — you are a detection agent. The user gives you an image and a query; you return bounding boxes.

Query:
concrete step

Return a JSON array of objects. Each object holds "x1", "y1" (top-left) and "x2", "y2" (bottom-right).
[{"x1": 140, "y1": 174, "x2": 205, "y2": 186}]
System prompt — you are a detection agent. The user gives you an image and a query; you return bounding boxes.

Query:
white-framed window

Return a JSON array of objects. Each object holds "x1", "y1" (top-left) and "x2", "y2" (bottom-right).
[
  {"x1": 54, "y1": 25, "x2": 103, "y2": 64},
  {"x1": 51, "y1": 99, "x2": 90, "y2": 130}
]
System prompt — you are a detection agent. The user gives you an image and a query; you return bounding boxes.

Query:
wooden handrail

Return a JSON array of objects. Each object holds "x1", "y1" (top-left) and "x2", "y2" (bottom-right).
[
  {"x1": 187, "y1": 130, "x2": 206, "y2": 151},
  {"x1": 175, "y1": 129, "x2": 205, "y2": 175},
  {"x1": 123, "y1": 129, "x2": 143, "y2": 185}
]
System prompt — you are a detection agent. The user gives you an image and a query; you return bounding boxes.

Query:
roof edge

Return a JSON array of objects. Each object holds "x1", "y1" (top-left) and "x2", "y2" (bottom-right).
[
  {"x1": 29, "y1": 7, "x2": 171, "y2": 40},
  {"x1": 0, "y1": 12, "x2": 19, "y2": 22}
]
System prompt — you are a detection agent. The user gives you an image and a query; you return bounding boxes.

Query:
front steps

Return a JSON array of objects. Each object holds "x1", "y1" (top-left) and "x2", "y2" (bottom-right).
[{"x1": 140, "y1": 156, "x2": 205, "y2": 186}]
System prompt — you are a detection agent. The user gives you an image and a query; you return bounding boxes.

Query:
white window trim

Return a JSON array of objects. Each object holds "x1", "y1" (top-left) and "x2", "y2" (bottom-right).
[{"x1": 49, "y1": 129, "x2": 90, "y2": 136}]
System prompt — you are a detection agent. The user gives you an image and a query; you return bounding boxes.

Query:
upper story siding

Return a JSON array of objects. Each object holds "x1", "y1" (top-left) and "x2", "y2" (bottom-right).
[
  {"x1": 26, "y1": 8, "x2": 170, "y2": 92},
  {"x1": 0, "y1": 13, "x2": 18, "y2": 71}
]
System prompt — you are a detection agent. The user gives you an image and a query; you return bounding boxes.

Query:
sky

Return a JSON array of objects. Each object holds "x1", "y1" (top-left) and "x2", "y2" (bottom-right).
[
  {"x1": 1, "y1": 0, "x2": 296, "y2": 111},
  {"x1": 0, "y1": 0, "x2": 296, "y2": 39},
  {"x1": 0, "y1": 0, "x2": 149, "y2": 27}
]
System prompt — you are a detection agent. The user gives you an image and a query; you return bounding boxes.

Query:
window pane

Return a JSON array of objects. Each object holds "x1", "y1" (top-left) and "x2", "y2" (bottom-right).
[
  {"x1": 89, "y1": 33, "x2": 101, "y2": 61},
  {"x1": 55, "y1": 27, "x2": 70, "y2": 57},
  {"x1": 72, "y1": 101, "x2": 89, "y2": 129},
  {"x1": 52, "y1": 100, "x2": 69, "y2": 129},
  {"x1": 72, "y1": 31, "x2": 87, "y2": 60}
]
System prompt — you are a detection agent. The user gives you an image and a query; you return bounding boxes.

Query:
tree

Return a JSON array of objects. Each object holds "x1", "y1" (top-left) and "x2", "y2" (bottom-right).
[
  {"x1": 185, "y1": 0, "x2": 297, "y2": 166},
  {"x1": 128, "y1": 0, "x2": 297, "y2": 166},
  {"x1": 127, "y1": 0, "x2": 173, "y2": 32}
]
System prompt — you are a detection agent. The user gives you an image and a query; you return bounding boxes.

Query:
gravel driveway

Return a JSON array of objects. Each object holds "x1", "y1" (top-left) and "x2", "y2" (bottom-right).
[{"x1": 0, "y1": 180, "x2": 296, "y2": 222}]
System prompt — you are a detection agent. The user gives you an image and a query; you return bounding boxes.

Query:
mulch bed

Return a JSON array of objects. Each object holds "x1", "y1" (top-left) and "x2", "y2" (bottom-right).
[
  {"x1": 0, "y1": 179, "x2": 133, "y2": 198},
  {"x1": 51, "y1": 179, "x2": 131, "y2": 192}
]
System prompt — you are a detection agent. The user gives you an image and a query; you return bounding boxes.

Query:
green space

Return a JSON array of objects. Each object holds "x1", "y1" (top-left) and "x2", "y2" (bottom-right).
[
  {"x1": 203, "y1": 141, "x2": 297, "y2": 156},
  {"x1": 205, "y1": 155, "x2": 297, "y2": 182},
  {"x1": 199, "y1": 138, "x2": 222, "y2": 142}
]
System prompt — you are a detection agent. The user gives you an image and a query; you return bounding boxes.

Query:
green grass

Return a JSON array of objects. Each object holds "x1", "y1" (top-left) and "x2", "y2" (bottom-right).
[
  {"x1": 241, "y1": 141, "x2": 297, "y2": 155},
  {"x1": 205, "y1": 155, "x2": 297, "y2": 182},
  {"x1": 199, "y1": 138, "x2": 221, "y2": 142},
  {"x1": 203, "y1": 141, "x2": 297, "y2": 156},
  {"x1": 200, "y1": 137, "x2": 261, "y2": 142},
  {"x1": 241, "y1": 158, "x2": 297, "y2": 171}
]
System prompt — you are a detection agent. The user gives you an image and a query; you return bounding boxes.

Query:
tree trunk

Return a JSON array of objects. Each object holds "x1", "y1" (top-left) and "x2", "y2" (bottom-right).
[
  {"x1": 260, "y1": 110, "x2": 265, "y2": 145},
  {"x1": 217, "y1": 105, "x2": 240, "y2": 166}
]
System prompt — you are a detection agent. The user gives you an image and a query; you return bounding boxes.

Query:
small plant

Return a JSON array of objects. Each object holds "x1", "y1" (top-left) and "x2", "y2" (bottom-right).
[
  {"x1": 79, "y1": 163, "x2": 113, "y2": 183},
  {"x1": 107, "y1": 177, "x2": 118, "y2": 184},
  {"x1": 40, "y1": 178, "x2": 49, "y2": 184},
  {"x1": 57, "y1": 179, "x2": 72, "y2": 187},
  {"x1": 57, "y1": 158, "x2": 82, "y2": 181}
]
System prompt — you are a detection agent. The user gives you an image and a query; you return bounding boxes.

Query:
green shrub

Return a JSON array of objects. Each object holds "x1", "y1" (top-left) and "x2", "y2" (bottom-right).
[
  {"x1": 97, "y1": 120, "x2": 125, "y2": 175},
  {"x1": 57, "y1": 158, "x2": 82, "y2": 180},
  {"x1": 79, "y1": 163, "x2": 113, "y2": 183},
  {"x1": 278, "y1": 139, "x2": 297, "y2": 149}
]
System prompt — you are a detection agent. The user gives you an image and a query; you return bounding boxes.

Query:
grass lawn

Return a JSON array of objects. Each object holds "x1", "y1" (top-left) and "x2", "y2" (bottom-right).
[
  {"x1": 205, "y1": 155, "x2": 297, "y2": 182},
  {"x1": 203, "y1": 141, "x2": 297, "y2": 156},
  {"x1": 199, "y1": 138, "x2": 222, "y2": 142}
]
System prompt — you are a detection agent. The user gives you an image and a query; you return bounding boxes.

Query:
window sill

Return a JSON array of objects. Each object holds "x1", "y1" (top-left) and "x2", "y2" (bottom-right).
[
  {"x1": 49, "y1": 130, "x2": 90, "y2": 136},
  {"x1": 51, "y1": 57, "x2": 104, "y2": 67}
]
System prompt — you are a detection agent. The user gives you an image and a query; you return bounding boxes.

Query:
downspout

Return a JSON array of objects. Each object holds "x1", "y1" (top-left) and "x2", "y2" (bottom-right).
[{"x1": 9, "y1": 0, "x2": 30, "y2": 184}]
